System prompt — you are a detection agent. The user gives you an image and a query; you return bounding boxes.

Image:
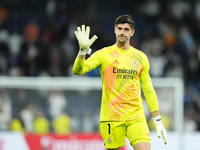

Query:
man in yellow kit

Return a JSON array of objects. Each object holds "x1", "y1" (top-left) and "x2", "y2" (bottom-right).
[{"x1": 73, "y1": 15, "x2": 168, "y2": 150}]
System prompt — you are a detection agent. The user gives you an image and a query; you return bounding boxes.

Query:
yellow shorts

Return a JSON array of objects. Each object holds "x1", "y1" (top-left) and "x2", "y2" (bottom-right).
[{"x1": 99, "y1": 118, "x2": 151, "y2": 149}]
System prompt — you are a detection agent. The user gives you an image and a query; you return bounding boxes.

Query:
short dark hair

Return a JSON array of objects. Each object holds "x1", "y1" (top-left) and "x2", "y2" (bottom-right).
[{"x1": 115, "y1": 15, "x2": 135, "y2": 30}]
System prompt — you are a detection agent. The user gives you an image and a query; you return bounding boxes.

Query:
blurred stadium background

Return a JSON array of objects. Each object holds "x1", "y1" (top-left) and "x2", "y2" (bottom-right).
[{"x1": 0, "y1": 0, "x2": 200, "y2": 150}]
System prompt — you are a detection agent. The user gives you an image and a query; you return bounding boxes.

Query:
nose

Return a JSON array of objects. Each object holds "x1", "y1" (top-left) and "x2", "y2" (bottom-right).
[{"x1": 119, "y1": 29, "x2": 125, "y2": 35}]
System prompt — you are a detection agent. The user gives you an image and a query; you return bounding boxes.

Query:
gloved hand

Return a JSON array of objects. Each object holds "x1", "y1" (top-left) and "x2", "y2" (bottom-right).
[
  {"x1": 152, "y1": 115, "x2": 168, "y2": 144},
  {"x1": 74, "y1": 25, "x2": 98, "y2": 55}
]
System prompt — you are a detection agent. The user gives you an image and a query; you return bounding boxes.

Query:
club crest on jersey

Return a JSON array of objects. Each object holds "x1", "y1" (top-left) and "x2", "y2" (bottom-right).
[
  {"x1": 108, "y1": 137, "x2": 112, "y2": 143},
  {"x1": 134, "y1": 60, "x2": 138, "y2": 67}
]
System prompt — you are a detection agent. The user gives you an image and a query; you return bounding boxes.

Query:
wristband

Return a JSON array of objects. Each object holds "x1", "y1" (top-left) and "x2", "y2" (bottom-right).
[
  {"x1": 79, "y1": 48, "x2": 92, "y2": 55},
  {"x1": 152, "y1": 115, "x2": 162, "y2": 125}
]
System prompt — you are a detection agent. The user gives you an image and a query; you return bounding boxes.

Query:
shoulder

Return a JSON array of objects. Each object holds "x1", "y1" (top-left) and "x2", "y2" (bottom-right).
[
  {"x1": 101, "y1": 45, "x2": 115, "y2": 52},
  {"x1": 91, "y1": 45, "x2": 114, "y2": 56},
  {"x1": 131, "y1": 47, "x2": 149, "y2": 60},
  {"x1": 132, "y1": 47, "x2": 147, "y2": 56}
]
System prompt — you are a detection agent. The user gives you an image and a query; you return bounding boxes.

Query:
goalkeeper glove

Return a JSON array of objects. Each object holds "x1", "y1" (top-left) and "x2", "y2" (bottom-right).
[
  {"x1": 74, "y1": 25, "x2": 98, "y2": 55},
  {"x1": 152, "y1": 115, "x2": 168, "y2": 144}
]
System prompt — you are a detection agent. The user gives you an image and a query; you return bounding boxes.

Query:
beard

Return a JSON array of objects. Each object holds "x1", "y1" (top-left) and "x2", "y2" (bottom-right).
[{"x1": 117, "y1": 35, "x2": 128, "y2": 43}]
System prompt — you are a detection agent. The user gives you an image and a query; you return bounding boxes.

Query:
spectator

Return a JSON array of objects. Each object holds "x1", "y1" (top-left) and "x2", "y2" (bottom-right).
[
  {"x1": 0, "y1": 2, "x2": 9, "y2": 28},
  {"x1": 70, "y1": 108, "x2": 81, "y2": 132},
  {"x1": 169, "y1": 0, "x2": 191, "y2": 21},
  {"x1": 83, "y1": 111, "x2": 95, "y2": 133},
  {"x1": 34, "y1": 108, "x2": 49, "y2": 135},
  {"x1": 0, "y1": 0, "x2": 200, "y2": 133},
  {"x1": 48, "y1": 90, "x2": 67, "y2": 119},
  {"x1": 52, "y1": 113, "x2": 71, "y2": 134},
  {"x1": 0, "y1": 90, "x2": 12, "y2": 130},
  {"x1": 20, "y1": 104, "x2": 35, "y2": 133},
  {"x1": 12, "y1": 90, "x2": 28, "y2": 117},
  {"x1": 46, "y1": 0, "x2": 56, "y2": 17},
  {"x1": 8, "y1": 30, "x2": 23, "y2": 57},
  {"x1": 9, "y1": 118, "x2": 24, "y2": 132},
  {"x1": 140, "y1": 0, "x2": 161, "y2": 20}
]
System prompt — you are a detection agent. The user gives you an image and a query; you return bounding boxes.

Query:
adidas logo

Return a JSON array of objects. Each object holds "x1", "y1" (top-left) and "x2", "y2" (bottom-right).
[{"x1": 112, "y1": 60, "x2": 119, "y2": 65}]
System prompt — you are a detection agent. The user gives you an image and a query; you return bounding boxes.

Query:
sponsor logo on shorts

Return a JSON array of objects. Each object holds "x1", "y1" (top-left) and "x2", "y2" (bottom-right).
[{"x1": 108, "y1": 137, "x2": 112, "y2": 143}]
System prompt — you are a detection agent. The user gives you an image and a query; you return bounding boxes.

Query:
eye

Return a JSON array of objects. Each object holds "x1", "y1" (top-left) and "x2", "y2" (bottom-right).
[
  {"x1": 118, "y1": 27, "x2": 122, "y2": 30},
  {"x1": 125, "y1": 28, "x2": 130, "y2": 31}
]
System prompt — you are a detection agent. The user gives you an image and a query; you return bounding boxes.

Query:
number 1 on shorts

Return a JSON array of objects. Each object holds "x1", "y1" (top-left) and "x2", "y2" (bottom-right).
[{"x1": 108, "y1": 123, "x2": 111, "y2": 134}]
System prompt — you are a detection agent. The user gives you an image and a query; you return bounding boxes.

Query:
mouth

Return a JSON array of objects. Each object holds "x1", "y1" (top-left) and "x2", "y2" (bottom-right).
[{"x1": 119, "y1": 36, "x2": 126, "y2": 39}]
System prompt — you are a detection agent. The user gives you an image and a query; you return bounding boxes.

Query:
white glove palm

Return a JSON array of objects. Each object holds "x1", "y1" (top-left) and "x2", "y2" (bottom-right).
[
  {"x1": 74, "y1": 25, "x2": 98, "y2": 55},
  {"x1": 153, "y1": 115, "x2": 168, "y2": 144}
]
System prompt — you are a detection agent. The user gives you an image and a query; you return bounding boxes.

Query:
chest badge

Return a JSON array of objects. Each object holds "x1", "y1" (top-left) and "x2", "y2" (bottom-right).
[{"x1": 134, "y1": 60, "x2": 138, "y2": 67}]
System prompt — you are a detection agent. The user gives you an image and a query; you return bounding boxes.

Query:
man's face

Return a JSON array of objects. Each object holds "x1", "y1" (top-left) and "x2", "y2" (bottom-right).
[{"x1": 114, "y1": 23, "x2": 135, "y2": 44}]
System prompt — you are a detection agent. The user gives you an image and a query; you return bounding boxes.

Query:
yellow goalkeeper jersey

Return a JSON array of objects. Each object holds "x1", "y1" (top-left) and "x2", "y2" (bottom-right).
[{"x1": 73, "y1": 44, "x2": 159, "y2": 121}]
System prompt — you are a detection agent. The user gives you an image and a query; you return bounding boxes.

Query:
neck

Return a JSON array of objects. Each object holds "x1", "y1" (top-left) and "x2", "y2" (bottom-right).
[{"x1": 116, "y1": 41, "x2": 130, "y2": 50}]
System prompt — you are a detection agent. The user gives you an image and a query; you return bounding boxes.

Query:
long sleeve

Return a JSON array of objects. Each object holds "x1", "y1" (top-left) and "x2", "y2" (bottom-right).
[
  {"x1": 140, "y1": 54, "x2": 159, "y2": 112},
  {"x1": 72, "y1": 57, "x2": 87, "y2": 75},
  {"x1": 142, "y1": 79, "x2": 159, "y2": 112},
  {"x1": 72, "y1": 51, "x2": 102, "y2": 75}
]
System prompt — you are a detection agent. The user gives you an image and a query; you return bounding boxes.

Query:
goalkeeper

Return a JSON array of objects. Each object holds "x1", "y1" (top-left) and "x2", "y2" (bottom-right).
[{"x1": 72, "y1": 15, "x2": 168, "y2": 150}]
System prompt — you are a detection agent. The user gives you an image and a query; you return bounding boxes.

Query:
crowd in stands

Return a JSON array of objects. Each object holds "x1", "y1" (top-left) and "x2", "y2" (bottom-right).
[
  {"x1": 0, "y1": 0, "x2": 200, "y2": 132},
  {"x1": 0, "y1": 88, "x2": 101, "y2": 134}
]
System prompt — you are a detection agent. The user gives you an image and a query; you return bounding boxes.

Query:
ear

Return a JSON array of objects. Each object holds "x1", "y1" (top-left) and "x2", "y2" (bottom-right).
[
  {"x1": 131, "y1": 29, "x2": 135, "y2": 36},
  {"x1": 114, "y1": 26, "x2": 116, "y2": 34}
]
